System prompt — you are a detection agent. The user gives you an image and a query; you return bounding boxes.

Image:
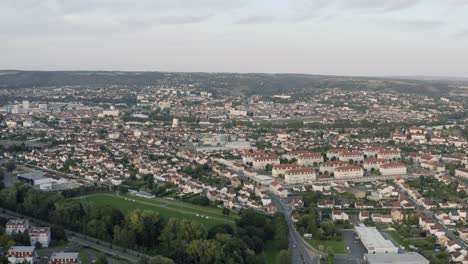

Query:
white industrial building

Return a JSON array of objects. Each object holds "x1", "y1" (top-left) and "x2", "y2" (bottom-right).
[
  {"x1": 365, "y1": 252, "x2": 429, "y2": 264},
  {"x1": 17, "y1": 173, "x2": 55, "y2": 190},
  {"x1": 355, "y1": 226, "x2": 398, "y2": 254}
]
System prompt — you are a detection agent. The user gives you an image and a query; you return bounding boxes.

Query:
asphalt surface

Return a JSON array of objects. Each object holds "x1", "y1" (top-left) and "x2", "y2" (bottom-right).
[
  {"x1": 336, "y1": 230, "x2": 366, "y2": 264},
  {"x1": 270, "y1": 194, "x2": 322, "y2": 264}
]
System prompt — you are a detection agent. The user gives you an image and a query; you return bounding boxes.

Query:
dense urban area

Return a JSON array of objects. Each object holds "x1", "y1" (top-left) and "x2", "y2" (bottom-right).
[{"x1": 0, "y1": 71, "x2": 467, "y2": 264}]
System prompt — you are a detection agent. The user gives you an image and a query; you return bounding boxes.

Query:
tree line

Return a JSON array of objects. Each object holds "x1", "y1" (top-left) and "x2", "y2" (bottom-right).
[{"x1": 0, "y1": 183, "x2": 289, "y2": 264}]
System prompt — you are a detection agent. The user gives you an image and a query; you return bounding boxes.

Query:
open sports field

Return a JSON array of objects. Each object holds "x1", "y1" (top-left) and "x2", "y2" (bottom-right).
[{"x1": 79, "y1": 193, "x2": 238, "y2": 228}]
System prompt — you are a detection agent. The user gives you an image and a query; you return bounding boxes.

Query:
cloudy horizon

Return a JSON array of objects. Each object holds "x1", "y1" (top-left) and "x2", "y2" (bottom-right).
[{"x1": 1, "y1": 0, "x2": 468, "y2": 77}]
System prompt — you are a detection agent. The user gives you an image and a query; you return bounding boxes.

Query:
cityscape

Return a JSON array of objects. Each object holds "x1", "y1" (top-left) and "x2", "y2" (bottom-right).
[
  {"x1": 1, "y1": 1, "x2": 468, "y2": 264},
  {"x1": 0, "y1": 72, "x2": 466, "y2": 264}
]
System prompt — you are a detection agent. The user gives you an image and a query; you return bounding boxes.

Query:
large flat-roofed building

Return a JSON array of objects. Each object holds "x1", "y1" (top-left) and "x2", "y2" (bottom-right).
[
  {"x1": 365, "y1": 252, "x2": 429, "y2": 264},
  {"x1": 355, "y1": 226, "x2": 398, "y2": 254},
  {"x1": 17, "y1": 173, "x2": 55, "y2": 190}
]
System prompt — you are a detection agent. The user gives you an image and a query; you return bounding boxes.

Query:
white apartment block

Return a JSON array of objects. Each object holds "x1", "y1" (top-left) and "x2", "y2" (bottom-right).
[
  {"x1": 319, "y1": 161, "x2": 348, "y2": 174},
  {"x1": 252, "y1": 156, "x2": 280, "y2": 169},
  {"x1": 377, "y1": 150, "x2": 401, "y2": 160},
  {"x1": 272, "y1": 163, "x2": 301, "y2": 177},
  {"x1": 326, "y1": 148, "x2": 348, "y2": 159},
  {"x1": 7, "y1": 246, "x2": 37, "y2": 264},
  {"x1": 29, "y1": 227, "x2": 51, "y2": 248},
  {"x1": 334, "y1": 165, "x2": 364, "y2": 179},
  {"x1": 297, "y1": 153, "x2": 324, "y2": 166},
  {"x1": 363, "y1": 158, "x2": 388, "y2": 171},
  {"x1": 338, "y1": 151, "x2": 364, "y2": 163},
  {"x1": 284, "y1": 168, "x2": 316, "y2": 184},
  {"x1": 380, "y1": 163, "x2": 407, "y2": 176},
  {"x1": 6, "y1": 219, "x2": 29, "y2": 235},
  {"x1": 456, "y1": 168, "x2": 468, "y2": 179}
]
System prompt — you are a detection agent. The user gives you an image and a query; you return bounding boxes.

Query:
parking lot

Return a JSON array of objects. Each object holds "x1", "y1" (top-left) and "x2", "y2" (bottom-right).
[{"x1": 335, "y1": 230, "x2": 367, "y2": 264}]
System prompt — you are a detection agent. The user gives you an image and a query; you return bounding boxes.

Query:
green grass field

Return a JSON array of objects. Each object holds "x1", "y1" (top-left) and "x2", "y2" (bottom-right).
[
  {"x1": 308, "y1": 239, "x2": 347, "y2": 254},
  {"x1": 79, "y1": 193, "x2": 238, "y2": 228}
]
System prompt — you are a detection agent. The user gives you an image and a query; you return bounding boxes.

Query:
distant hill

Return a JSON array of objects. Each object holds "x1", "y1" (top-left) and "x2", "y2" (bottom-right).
[{"x1": 0, "y1": 70, "x2": 457, "y2": 97}]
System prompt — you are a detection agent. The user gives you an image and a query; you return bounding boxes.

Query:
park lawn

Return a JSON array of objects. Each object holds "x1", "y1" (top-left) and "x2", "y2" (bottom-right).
[
  {"x1": 308, "y1": 239, "x2": 347, "y2": 254},
  {"x1": 385, "y1": 230, "x2": 409, "y2": 249},
  {"x1": 80, "y1": 193, "x2": 237, "y2": 228}
]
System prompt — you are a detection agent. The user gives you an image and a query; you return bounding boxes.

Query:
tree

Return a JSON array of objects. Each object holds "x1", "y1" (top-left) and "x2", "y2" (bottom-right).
[
  {"x1": 223, "y1": 207, "x2": 230, "y2": 218},
  {"x1": 4, "y1": 161, "x2": 16, "y2": 172},
  {"x1": 186, "y1": 239, "x2": 223, "y2": 264},
  {"x1": 265, "y1": 164, "x2": 273, "y2": 172},
  {"x1": 276, "y1": 250, "x2": 291, "y2": 264},
  {"x1": 94, "y1": 255, "x2": 108, "y2": 264},
  {"x1": 150, "y1": 256, "x2": 175, "y2": 264},
  {"x1": 34, "y1": 241, "x2": 42, "y2": 249}
]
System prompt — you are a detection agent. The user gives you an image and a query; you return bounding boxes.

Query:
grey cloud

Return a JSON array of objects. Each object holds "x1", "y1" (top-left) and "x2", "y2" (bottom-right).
[
  {"x1": 377, "y1": 19, "x2": 445, "y2": 31},
  {"x1": 339, "y1": 0, "x2": 420, "y2": 12},
  {"x1": 289, "y1": 0, "x2": 420, "y2": 21},
  {"x1": 235, "y1": 16, "x2": 278, "y2": 24},
  {"x1": 0, "y1": 0, "x2": 247, "y2": 35},
  {"x1": 454, "y1": 30, "x2": 468, "y2": 39}
]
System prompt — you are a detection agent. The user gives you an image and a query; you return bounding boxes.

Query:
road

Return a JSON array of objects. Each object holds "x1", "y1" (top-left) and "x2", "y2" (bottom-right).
[
  {"x1": 287, "y1": 173, "x2": 419, "y2": 189},
  {"x1": 270, "y1": 194, "x2": 322, "y2": 264}
]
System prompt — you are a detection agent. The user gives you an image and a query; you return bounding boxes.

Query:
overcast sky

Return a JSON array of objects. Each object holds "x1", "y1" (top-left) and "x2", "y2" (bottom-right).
[{"x1": 1, "y1": 0, "x2": 468, "y2": 77}]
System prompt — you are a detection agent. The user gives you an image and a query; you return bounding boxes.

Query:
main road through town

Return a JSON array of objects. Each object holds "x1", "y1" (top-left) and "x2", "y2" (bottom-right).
[{"x1": 270, "y1": 194, "x2": 322, "y2": 264}]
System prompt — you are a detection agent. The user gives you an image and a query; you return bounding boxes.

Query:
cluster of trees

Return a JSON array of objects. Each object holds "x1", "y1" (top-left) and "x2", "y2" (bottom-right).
[
  {"x1": 0, "y1": 183, "x2": 289, "y2": 264},
  {"x1": 296, "y1": 209, "x2": 340, "y2": 241}
]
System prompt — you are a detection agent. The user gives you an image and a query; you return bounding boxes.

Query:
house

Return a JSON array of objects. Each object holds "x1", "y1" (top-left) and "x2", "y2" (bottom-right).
[
  {"x1": 7, "y1": 246, "x2": 37, "y2": 264},
  {"x1": 49, "y1": 252, "x2": 82, "y2": 264},
  {"x1": 332, "y1": 211, "x2": 349, "y2": 221},
  {"x1": 359, "y1": 211, "x2": 370, "y2": 221},
  {"x1": 318, "y1": 200, "x2": 334, "y2": 209},
  {"x1": 6, "y1": 219, "x2": 29, "y2": 235},
  {"x1": 29, "y1": 227, "x2": 51, "y2": 248},
  {"x1": 458, "y1": 228, "x2": 468, "y2": 241},
  {"x1": 446, "y1": 241, "x2": 462, "y2": 253},
  {"x1": 372, "y1": 213, "x2": 393, "y2": 223},
  {"x1": 391, "y1": 209, "x2": 403, "y2": 222},
  {"x1": 421, "y1": 199, "x2": 436, "y2": 210}
]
